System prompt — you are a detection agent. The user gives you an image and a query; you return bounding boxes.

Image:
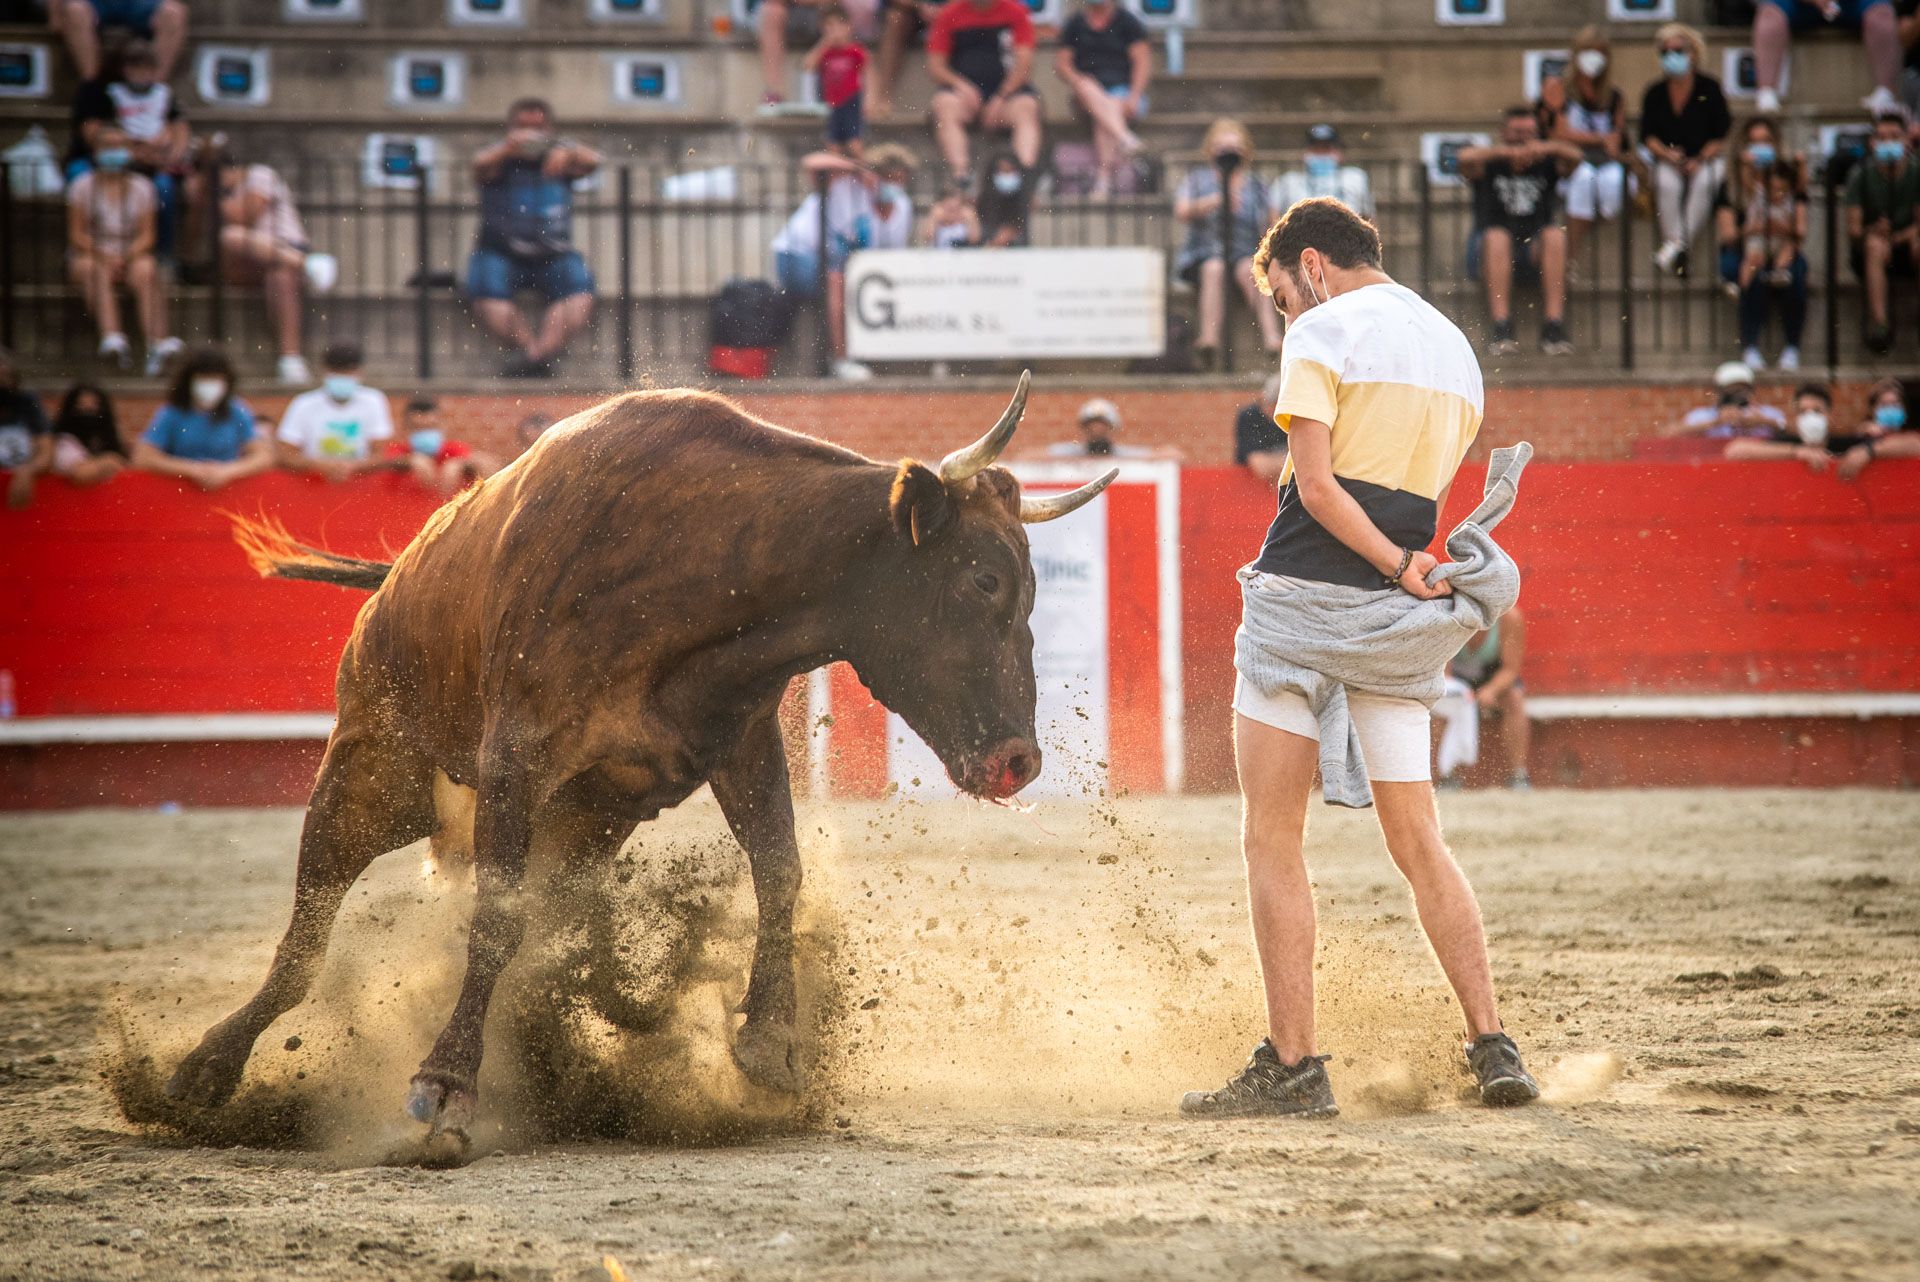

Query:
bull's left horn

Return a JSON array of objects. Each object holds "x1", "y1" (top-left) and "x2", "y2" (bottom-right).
[
  {"x1": 939, "y1": 369, "x2": 1030, "y2": 484},
  {"x1": 1020, "y1": 468, "x2": 1119, "y2": 523}
]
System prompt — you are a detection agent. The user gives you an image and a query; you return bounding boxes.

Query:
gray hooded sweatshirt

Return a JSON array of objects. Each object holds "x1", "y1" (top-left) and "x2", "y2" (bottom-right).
[{"x1": 1233, "y1": 442, "x2": 1532, "y2": 808}]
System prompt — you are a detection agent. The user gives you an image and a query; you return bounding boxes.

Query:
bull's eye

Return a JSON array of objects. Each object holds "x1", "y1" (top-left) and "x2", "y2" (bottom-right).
[{"x1": 973, "y1": 571, "x2": 1001, "y2": 596}]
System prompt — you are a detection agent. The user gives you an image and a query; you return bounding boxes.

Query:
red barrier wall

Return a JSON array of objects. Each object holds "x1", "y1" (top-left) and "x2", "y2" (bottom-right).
[{"x1": 3, "y1": 462, "x2": 1917, "y2": 803}]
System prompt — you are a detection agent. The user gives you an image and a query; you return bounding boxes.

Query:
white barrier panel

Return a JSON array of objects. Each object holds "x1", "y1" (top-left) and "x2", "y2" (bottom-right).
[{"x1": 844, "y1": 247, "x2": 1166, "y2": 361}]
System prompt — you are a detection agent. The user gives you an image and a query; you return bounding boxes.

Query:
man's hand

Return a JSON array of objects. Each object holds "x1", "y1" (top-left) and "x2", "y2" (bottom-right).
[
  {"x1": 1797, "y1": 445, "x2": 1832, "y2": 472},
  {"x1": 947, "y1": 79, "x2": 984, "y2": 115},
  {"x1": 1476, "y1": 685, "x2": 1503, "y2": 710},
  {"x1": 1838, "y1": 444, "x2": 1873, "y2": 481},
  {"x1": 1398, "y1": 550, "x2": 1452, "y2": 599},
  {"x1": 318, "y1": 459, "x2": 356, "y2": 485},
  {"x1": 6, "y1": 469, "x2": 34, "y2": 511}
]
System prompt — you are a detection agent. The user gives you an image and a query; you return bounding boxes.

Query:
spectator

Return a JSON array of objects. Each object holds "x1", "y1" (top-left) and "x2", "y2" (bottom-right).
[
  {"x1": 1640, "y1": 23, "x2": 1732, "y2": 277},
  {"x1": 919, "y1": 175, "x2": 980, "y2": 246},
  {"x1": 1233, "y1": 371, "x2": 1289, "y2": 484},
  {"x1": 1459, "y1": 107, "x2": 1579, "y2": 357},
  {"x1": 1663, "y1": 359, "x2": 1787, "y2": 438},
  {"x1": 67, "y1": 41, "x2": 188, "y2": 257},
  {"x1": 1173, "y1": 118, "x2": 1283, "y2": 367},
  {"x1": 132, "y1": 348, "x2": 273, "y2": 489},
  {"x1": 759, "y1": 0, "x2": 879, "y2": 109},
  {"x1": 393, "y1": 395, "x2": 498, "y2": 496},
  {"x1": 927, "y1": 0, "x2": 1041, "y2": 179},
  {"x1": 47, "y1": 0, "x2": 186, "y2": 83},
  {"x1": 9, "y1": 382, "x2": 130, "y2": 508},
  {"x1": 771, "y1": 145, "x2": 917, "y2": 380},
  {"x1": 1753, "y1": 1, "x2": 1902, "y2": 118},
  {"x1": 1839, "y1": 376, "x2": 1920, "y2": 477},
  {"x1": 515, "y1": 411, "x2": 557, "y2": 452},
  {"x1": 274, "y1": 343, "x2": 394, "y2": 483},
  {"x1": 1434, "y1": 606, "x2": 1530, "y2": 790},
  {"x1": 66, "y1": 126, "x2": 178, "y2": 377},
  {"x1": 1, "y1": 348, "x2": 51, "y2": 510},
  {"x1": 1724, "y1": 381, "x2": 1863, "y2": 469},
  {"x1": 1735, "y1": 163, "x2": 1807, "y2": 369},
  {"x1": 1271, "y1": 124, "x2": 1373, "y2": 221},
  {"x1": 1845, "y1": 113, "x2": 1920, "y2": 356},
  {"x1": 211, "y1": 150, "x2": 338, "y2": 386},
  {"x1": 1714, "y1": 117, "x2": 1807, "y2": 371},
  {"x1": 975, "y1": 151, "x2": 1031, "y2": 247},
  {"x1": 468, "y1": 98, "x2": 600, "y2": 379},
  {"x1": 1041, "y1": 397, "x2": 1176, "y2": 458},
  {"x1": 1540, "y1": 26, "x2": 1630, "y2": 265},
  {"x1": 1053, "y1": 0, "x2": 1149, "y2": 199},
  {"x1": 870, "y1": 0, "x2": 949, "y2": 120},
  {"x1": 806, "y1": 5, "x2": 868, "y2": 163}
]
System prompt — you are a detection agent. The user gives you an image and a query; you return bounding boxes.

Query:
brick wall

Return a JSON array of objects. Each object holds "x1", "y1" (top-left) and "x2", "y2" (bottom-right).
[{"x1": 102, "y1": 377, "x2": 1883, "y2": 468}]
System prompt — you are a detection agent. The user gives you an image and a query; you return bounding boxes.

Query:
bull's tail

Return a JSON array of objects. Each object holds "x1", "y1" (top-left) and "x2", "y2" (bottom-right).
[{"x1": 226, "y1": 513, "x2": 394, "y2": 592}]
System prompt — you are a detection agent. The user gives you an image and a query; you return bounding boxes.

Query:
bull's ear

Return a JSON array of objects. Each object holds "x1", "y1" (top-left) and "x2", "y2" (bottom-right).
[{"x1": 889, "y1": 460, "x2": 955, "y2": 547}]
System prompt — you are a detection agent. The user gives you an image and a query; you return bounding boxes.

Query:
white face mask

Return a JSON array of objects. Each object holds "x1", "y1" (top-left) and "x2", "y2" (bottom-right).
[
  {"x1": 1575, "y1": 50, "x2": 1607, "y2": 78},
  {"x1": 1795, "y1": 410, "x2": 1829, "y2": 446},
  {"x1": 190, "y1": 378, "x2": 227, "y2": 410}
]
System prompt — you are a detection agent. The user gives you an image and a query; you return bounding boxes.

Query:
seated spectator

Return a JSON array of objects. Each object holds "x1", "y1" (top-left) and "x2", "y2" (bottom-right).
[
  {"x1": 1233, "y1": 372, "x2": 1288, "y2": 484},
  {"x1": 274, "y1": 343, "x2": 393, "y2": 483},
  {"x1": 1459, "y1": 107, "x2": 1578, "y2": 356},
  {"x1": 515, "y1": 410, "x2": 557, "y2": 452},
  {"x1": 67, "y1": 41, "x2": 188, "y2": 257},
  {"x1": 1723, "y1": 381, "x2": 1864, "y2": 470},
  {"x1": 1271, "y1": 124, "x2": 1374, "y2": 221},
  {"x1": 66, "y1": 127, "x2": 179, "y2": 377},
  {"x1": 47, "y1": 0, "x2": 186, "y2": 83},
  {"x1": 1845, "y1": 113, "x2": 1920, "y2": 356},
  {"x1": 392, "y1": 395, "x2": 499, "y2": 496},
  {"x1": 1, "y1": 348, "x2": 51, "y2": 510},
  {"x1": 1434, "y1": 605, "x2": 1530, "y2": 790},
  {"x1": 806, "y1": 5, "x2": 869, "y2": 164},
  {"x1": 1041, "y1": 397, "x2": 1178, "y2": 459},
  {"x1": 870, "y1": 0, "x2": 949, "y2": 120},
  {"x1": 927, "y1": 0, "x2": 1041, "y2": 179},
  {"x1": 1539, "y1": 26, "x2": 1630, "y2": 265},
  {"x1": 1736, "y1": 164, "x2": 1807, "y2": 366},
  {"x1": 1640, "y1": 23, "x2": 1731, "y2": 277},
  {"x1": 1663, "y1": 359, "x2": 1787, "y2": 438},
  {"x1": 211, "y1": 149, "x2": 338, "y2": 385},
  {"x1": 1173, "y1": 118, "x2": 1282, "y2": 367},
  {"x1": 1838, "y1": 375, "x2": 1920, "y2": 478},
  {"x1": 976, "y1": 151, "x2": 1031, "y2": 247},
  {"x1": 1752, "y1": 1, "x2": 1901, "y2": 118},
  {"x1": 1053, "y1": 0, "x2": 1149, "y2": 199},
  {"x1": 467, "y1": 98, "x2": 600, "y2": 378},
  {"x1": 919, "y1": 175, "x2": 980, "y2": 246},
  {"x1": 1715, "y1": 118, "x2": 1807, "y2": 372},
  {"x1": 11, "y1": 381, "x2": 131, "y2": 508},
  {"x1": 771, "y1": 145, "x2": 917, "y2": 380},
  {"x1": 132, "y1": 348, "x2": 273, "y2": 490},
  {"x1": 759, "y1": 0, "x2": 878, "y2": 109}
]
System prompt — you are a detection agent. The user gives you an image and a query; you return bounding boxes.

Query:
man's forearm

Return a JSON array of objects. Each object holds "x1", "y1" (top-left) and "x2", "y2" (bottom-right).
[{"x1": 1299, "y1": 479, "x2": 1402, "y2": 577}]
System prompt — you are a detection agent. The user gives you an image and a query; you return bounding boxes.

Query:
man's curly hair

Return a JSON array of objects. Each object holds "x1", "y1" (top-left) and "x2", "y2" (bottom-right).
[{"x1": 1252, "y1": 196, "x2": 1382, "y2": 296}]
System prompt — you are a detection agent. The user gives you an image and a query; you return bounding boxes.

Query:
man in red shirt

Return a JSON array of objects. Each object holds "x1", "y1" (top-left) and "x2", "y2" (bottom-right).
[
  {"x1": 927, "y1": 0, "x2": 1041, "y2": 179},
  {"x1": 805, "y1": 4, "x2": 869, "y2": 161}
]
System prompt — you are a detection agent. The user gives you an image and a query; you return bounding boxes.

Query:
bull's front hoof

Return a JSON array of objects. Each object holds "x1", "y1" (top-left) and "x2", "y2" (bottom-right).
[
  {"x1": 164, "y1": 1038, "x2": 250, "y2": 1108},
  {"x1": 405, "y1": 1070, "x2": 477, "y2": 1141},
  {"x1": 732, "y1": 1020, "x2": 803, "y2": 1094}
]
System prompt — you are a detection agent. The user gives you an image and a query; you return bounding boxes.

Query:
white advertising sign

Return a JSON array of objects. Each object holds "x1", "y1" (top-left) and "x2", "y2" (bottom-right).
[{"x1": 844, "y1": 247, "x2": 1165, "y2": 361}]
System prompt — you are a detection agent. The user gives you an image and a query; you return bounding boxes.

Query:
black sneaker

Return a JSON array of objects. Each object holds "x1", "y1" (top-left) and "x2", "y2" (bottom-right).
[
  {"x1": 1867, "y1": 323, "x2": 1894, "y2": 357},
  {"x1": 1487, "y1": 320, "x2": 1519, "y2": 357},
  {"x1": 1466, "y1": 1031, "x2": 1540, "y2": 1107},
  {"x1": 1179, "y1": 1040, "x2": 1339, "y2": 1119},
  {"x1": 1540, "y1": 321, "x2": 1573, "y2": 356}
]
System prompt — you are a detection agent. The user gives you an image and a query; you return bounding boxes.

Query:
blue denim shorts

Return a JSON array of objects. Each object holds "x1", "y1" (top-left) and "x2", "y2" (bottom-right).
[
  {"x1": 1761, "y1": 0, "x2": 1887, "y2": 28},
  {"x1": 466, "y1": 247, "x2": 594, "y2": 302},
  {"x1": 774, "y1": 248, "x2": 823, "y2": 296},
  {"x1": 89, "y1": 0, "x2": 163, "y2": 32}
]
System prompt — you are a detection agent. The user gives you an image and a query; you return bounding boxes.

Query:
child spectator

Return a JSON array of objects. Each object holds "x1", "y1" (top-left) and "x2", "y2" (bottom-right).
[
  {"x1": 392, "y1": 395, "x2": 499, "y2": 496},
  {"x1": 976, "y1": 151, "x2": 1031, "y2": 247},
  {"x1": 11, "y1": 381, "x2": 130, "y2": 507},
  {"x1": 132, "y1": 348, "x2": 273, "y2": 490},
  {"x1": 920, "y1": 175, "x2": 979, "y2": 246},
  {"x1": 212, "y1": 148, "x2": 339, "y2": 385},
  {"x1": 66, "y1": 125, "x2": 179, "y2": 376},
  {"x1": 807, "y1": 5, "x2": 869, "y2": 163},
  {"x1": 1738, "y1": 162, "x2": 1805, "y2": 298},
  {"x1": 67, "y1": 41, "x2": 188, "y2": 259},
  {"x1": 274, "y1": 343, "x2": 394, "y2": 484}
]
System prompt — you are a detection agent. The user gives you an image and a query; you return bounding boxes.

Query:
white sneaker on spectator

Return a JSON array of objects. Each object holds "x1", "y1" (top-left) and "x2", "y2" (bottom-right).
[
  {"x1": 99, "y1": 333, "x2": 131, "y2": 370},
  {"x1": 302, "y1": 252, "x2": 338, "y2": 294},
  {"x1": 1779, "y1": 346, "x2": 1801, "y2": 371},
  {"x1": 143, "y1": 337, "x2": 182, "y2": 379},
  {"x1": 1864, "y1": 86, "x2": 1905, "y2": 120},
  {"x1": 1741, "y1": 345, "x2": 1765, "y2": 372},
  {"x1": 1653, "y1": 239, "x2": 1686, "y2": 276},
  {"x1": 832, "y1": 357, "x2": 874, "y2": 381},
  {"x1": 1756, "y1": 88, "x2": 1782, "y2": 115},
  {"x1": 278, "y1": 353, "x2": 313, "y2": 385}
]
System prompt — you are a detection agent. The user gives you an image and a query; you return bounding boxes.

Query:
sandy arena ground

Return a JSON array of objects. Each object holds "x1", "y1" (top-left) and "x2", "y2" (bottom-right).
[{"x1": 1, "y1": 789, "x2": 1918, "y2": 1281}]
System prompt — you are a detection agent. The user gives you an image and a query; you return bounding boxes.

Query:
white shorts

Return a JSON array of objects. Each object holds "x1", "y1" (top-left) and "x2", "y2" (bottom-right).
[{"x1": 1233, "y1": 676, "x2": 1434, "y2": 783}]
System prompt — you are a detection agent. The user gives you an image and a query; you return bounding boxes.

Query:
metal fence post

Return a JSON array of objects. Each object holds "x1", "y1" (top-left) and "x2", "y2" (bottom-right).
[
  {"x1": 617, "y1": 165, "x2": 634, "y2": 384},
  {"x1": 814, "y1": 168, "x2": 832, "y2": 378},
  {"x1": 207, "y1": 154, "x2": 226, "y2": 343},
  {"x1": 1824, "y1": 170, "x2": 1839, "y2": 378},
  {"x1": 1215, "y1": 150, "x2": 1238, "y2": 374},
  {"x1": 0, "y1": 165, "x2": 15, "y2": 351},
  {"x1": 1416, "y1": 161, "x2": 1432, "y2": 302},
  {"x1": 415, "y1": 164, "x2": 433, "y2": 381},
  {"x1": 1618, "y1": 186, "x2": 1633, "y2": 372}
]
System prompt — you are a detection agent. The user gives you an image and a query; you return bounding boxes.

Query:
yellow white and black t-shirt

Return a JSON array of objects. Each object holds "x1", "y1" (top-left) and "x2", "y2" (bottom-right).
[{"x1": 1256, "y1": 281, "x2": 1484, "y2": 587}]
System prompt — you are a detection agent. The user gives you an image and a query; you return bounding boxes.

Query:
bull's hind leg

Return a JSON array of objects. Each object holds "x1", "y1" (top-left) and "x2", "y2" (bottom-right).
[
  {"x1": 710, "y1": 707, "x2": 805, "y2": 1093},
  {"x1": 168, "y1": 732, "x2": 434, "y2": 1107}
]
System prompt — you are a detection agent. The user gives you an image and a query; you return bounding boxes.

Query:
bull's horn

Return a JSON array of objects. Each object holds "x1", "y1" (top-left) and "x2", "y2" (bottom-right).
[
  {"x1": 1020, "y1": 468, "x2": 1119, "y2": 523},
  {"x1": 938, "y1": 369, "x2": 1030, "y2": 484}
]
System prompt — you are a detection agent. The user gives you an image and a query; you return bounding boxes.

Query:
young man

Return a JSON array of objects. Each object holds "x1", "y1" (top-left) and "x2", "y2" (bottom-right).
[
  {"x1": 1180, "y1": 197, "x2": 1539, "y2": 1120},
  {"x1": 926, "y1": 0, "x2": 1041, "y2": 177},
  {"x1": 1844, "y1": 113, "x2": 1920, "y2": 355},
  {"x1": 1458, "y1": 107, "x2": 1579, "y2": 357},
  {"x1": 274, "y1": 343, "x2": 393, "y2": 484}
]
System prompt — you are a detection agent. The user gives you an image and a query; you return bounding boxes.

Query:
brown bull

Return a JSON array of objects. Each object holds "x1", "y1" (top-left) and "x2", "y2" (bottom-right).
[{"x1": 165, "y1": 373, "x2": 1112, "y2": 1140}]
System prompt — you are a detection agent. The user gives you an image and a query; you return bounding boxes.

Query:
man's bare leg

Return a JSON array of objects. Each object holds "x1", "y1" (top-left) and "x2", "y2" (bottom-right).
[
  {"x1": 1372, "y1": 779, "x2": 1501, "y2": 1036},
  {"x1": 1235, "y1": 713, "x2": 1319, "y2": 1061}
]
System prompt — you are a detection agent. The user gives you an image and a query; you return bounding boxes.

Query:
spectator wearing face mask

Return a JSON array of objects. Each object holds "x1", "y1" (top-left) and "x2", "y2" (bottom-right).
[
  {"x1": 1723, "y1": 382, "x2": 1865, "y2": 469},
  {"x1": 1845, "y1": 113, "x2": 1920, "y2": 355},
  {"x1": 1271, "y1": 124, "x2": 1374, "y2": 222},
  {"x1": 1640, "y1": 23, "x2": 1732, "y2": 277},
  {"x1": 67, "y1": 41, "x2": 188, "y2": 260},
  {"x1": 1539, "y1": 27, "x2": 1631, "y2": 266},
  {"x1": 1173, "y1": 118, "x2": 1283, "y2": 368},
  {"x1": 1838, "y1": 376, "x2": 1920, "y2": 478},
  {"x1": 66, "y1": 124, "x2": 178, "y2": 377},
  {"x1": 1234, "y1": 371, "x2": 1289, "y2": 485},
  {"x1": 274, "y1": 343, "x2": 394, "y2": 484},
  {"x1": 1664, "y1": 359, "x2": 1788, "y2": 438},
  {"x1": 1715, "y1": 118, "x2": 1808, "y2": 372},
  {"x1": 389, "y1": 395, "x2": 499, "y2": 496},
  {"x1": 1, "y1": 348, "x2": 52, "y2": 510},
  {"x1": 133, "y1": 348, "x2": 273, "y2": 490},
  {"x1": 1041, "y1": 398, "x2": 1178, "y2": 459},
  {"x1": 10, "y1": 381, "x2": 131, "y2": 509},
  {"x1": 976, "y1": 151, "x2": 1032, "y2": 247}
]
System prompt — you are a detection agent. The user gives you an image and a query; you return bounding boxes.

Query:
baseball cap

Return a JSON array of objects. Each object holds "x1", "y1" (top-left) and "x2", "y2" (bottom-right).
[
  {"x1": 1306, "y1": 123, "x2": 1339, "y2": 147},
  {"x1": 1077, "y1": 397, "x2": 1122, "y2": 429},
  {"x1": 1713, "y1": 360, "x2": 1755, "y2": 388}
]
